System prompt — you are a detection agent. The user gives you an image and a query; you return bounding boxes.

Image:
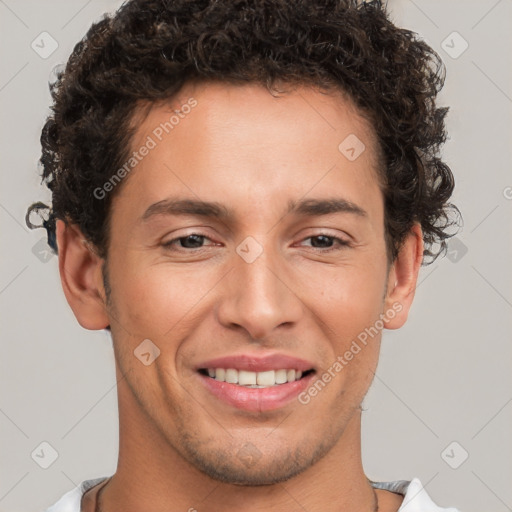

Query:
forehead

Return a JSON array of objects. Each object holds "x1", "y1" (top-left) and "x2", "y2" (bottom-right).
[
  {"x1": 113, "y1": 81, "x2": 383, "y2": 226},
  {"x1": 133, "y1": 80, "x2": 379, "y2": 164}
]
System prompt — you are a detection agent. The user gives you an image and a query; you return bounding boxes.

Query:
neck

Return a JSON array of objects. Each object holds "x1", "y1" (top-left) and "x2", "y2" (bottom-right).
[{"x1": 100, "y1": 370, "x2": 379, "y2": 512}]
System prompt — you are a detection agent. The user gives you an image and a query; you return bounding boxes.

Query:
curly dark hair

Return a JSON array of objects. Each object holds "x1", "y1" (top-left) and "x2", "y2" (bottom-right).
[{"x1": 27, "y1": 0, "x2": 459, "y2": 263}]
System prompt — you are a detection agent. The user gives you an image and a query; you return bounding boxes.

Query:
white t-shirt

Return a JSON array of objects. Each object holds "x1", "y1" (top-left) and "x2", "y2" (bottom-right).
[{"x1": 44, "y1": 476, "x2": 460, "y2": 511}]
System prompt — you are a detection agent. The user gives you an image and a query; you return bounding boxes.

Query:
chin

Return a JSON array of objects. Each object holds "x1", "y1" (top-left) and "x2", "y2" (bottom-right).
[{"x1": 179, "y1": 434, "x2": 335, "y2": 486}]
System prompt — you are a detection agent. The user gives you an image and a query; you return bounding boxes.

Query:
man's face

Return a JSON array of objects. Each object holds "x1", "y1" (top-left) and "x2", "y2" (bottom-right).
[{"x1": 104, "y1": 81, "x2": 392, "y2": 484}]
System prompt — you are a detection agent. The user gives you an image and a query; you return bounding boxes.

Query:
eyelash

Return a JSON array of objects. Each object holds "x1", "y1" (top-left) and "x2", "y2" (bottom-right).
[{"x1": 162, "y1": 233, "x2": 351, "y2": 253}]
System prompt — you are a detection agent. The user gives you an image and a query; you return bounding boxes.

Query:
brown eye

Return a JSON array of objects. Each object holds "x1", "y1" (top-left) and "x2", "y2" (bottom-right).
[
  {"x1": 163, "y1": 233, "x2": 212, "y2": 250},
  {"x1": 178, "y1": 234, "x2": 206, "y2": 248},
  {"x1": 299, "y1": 234, "x2": 350, "y2": 252},
  {"x1": 309, "y1": 235, "x2": 335, "y2": 248}
]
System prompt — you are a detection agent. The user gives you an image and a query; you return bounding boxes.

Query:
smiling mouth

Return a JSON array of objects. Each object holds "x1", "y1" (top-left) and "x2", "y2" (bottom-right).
[{"x1": 198, "y1": 368, "x2": 315, "y2": 388}]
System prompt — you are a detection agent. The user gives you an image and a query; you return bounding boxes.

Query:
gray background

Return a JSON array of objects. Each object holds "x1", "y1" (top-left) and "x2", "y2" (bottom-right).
[{"x1": 1, "y1": 1, "x2": 511, "y2": 511}]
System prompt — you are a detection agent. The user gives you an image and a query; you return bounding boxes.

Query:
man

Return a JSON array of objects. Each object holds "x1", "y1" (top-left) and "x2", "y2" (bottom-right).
[{"x1": 29, "y1": 0, "x2": 460, "y2": 510}]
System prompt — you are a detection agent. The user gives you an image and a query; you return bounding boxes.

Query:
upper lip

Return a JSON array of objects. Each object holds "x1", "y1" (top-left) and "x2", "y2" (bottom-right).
[{"x1": 196, "y1": 353, "x2": 315, "y2": 373}]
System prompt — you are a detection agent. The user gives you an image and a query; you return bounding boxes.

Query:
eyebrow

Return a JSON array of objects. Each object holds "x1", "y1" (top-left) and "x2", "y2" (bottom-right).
[
  {"x1": 287, "y1": 198, "x2": 367, "y2": 218},
  {"x1": 141, "y1": 197, "x2": 367, "y2": 222}
]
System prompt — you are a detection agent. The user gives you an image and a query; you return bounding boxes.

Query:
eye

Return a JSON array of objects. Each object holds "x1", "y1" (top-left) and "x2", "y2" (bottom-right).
[
  {"x1": 161, "y1": 232, "x2": 350, "y2": 253},
  {"x1": 300, "y1": 234, "x2": 350, "y2": 252},
  {"x1": 162, "y1": 233, "x2": 215, "y2": 250}
]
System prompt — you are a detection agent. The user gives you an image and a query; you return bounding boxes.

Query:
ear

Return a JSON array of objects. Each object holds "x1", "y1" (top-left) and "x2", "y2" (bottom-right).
[
  {"x1": 56, "y1": 219, "x2": 110, "y2": 330},
  {"x1": 383, "y1": 223, "x2": 423, "y2": 330}
]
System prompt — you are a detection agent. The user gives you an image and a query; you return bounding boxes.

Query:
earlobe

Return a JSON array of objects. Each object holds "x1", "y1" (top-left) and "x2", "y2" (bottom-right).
[
  {"x1": 56, "y1": 220, "x2": 110, "y2": 330},
  {"x1": 383, "y1": 223, "x2": 423, "y2": 330}
]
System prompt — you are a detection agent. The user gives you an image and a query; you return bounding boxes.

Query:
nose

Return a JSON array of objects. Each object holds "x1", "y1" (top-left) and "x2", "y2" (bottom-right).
[{"x1": 216, "y1": 245, "x2": 304, "y2": 340}]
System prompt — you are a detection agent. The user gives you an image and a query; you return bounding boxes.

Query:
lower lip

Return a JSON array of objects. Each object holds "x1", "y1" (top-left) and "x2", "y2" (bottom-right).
[{"x1": 198, "y1": 372, "x2": 316, "y2": 412}]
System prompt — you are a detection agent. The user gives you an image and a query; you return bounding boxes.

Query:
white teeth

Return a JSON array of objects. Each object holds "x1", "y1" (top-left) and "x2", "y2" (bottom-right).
[
  {"x1": 225, "y1": 368, "x2": 238, "y2": 384},
  {"x1": 256, "y1": 370, "x2": 275, "y2": 386},
  {"x1": 207, "y1": 368, "x2": 305, "y2": 387},
  {"x1": 238, "y1": 370, "x2": 256, "y2": 386},
  {"x1": 275, "y1": 369, "x2": 287, "y2": 384}
]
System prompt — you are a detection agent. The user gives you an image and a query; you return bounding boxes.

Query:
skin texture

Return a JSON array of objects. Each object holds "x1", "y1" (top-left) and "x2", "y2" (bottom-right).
[{"x1": 57, "y1": 82, "x2": 422, "y2": 512}]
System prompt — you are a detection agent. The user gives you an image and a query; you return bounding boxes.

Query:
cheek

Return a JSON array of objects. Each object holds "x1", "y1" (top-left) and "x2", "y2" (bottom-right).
[
  {"x1": 109, "y1": 262, "x2": 218, "y2": 342},
  {"x1": 301, "y1": 263, "x2": 387, "y2": 396},
  {"x1": 308, "y1": 263, "x2": 386, "y2": 334}
]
